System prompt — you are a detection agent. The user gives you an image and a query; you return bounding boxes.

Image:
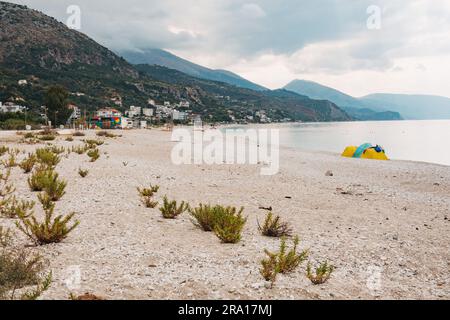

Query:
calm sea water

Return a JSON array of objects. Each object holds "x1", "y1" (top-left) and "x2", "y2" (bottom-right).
[{"x1": 277, "y1": 120, "x2": 450, "y2": 166}]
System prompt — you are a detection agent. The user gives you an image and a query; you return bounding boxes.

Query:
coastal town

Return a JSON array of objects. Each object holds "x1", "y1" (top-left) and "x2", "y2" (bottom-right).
[{"x1": 0, "y1": 92, "x2": 283, "y2": 131}]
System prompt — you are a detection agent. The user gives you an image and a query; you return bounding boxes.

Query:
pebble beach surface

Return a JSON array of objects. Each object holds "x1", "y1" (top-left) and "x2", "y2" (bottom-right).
[{"x1": 1, "y1": 129, "x2": 449, "y2": 300}]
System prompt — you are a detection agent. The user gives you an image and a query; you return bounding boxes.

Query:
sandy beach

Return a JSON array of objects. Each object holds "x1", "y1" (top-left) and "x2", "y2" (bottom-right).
[{"x1": 1, "y1": 129, "x2": 449, "y2": 300}]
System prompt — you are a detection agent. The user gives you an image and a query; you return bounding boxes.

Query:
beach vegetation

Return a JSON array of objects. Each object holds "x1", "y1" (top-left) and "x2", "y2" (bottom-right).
[
  {"x1": 87, "y1": 148, "x2": 100, "y2": 162},
  {"x1": 213, "y1": 207, "x2": 247, "y2": 243},
  {"x1": 19, "y1": 153, "x2": 37, "y2": 173},
  {"x1": 159, "y1": 196, "x2": 189, "y2": 219},
  {"x1": 260, "y1": 236, "x2": 308, "y2": 285},
  {"x1": 0, "y1": 249, "x2": 52, "y2": 300},
  {"x1": 78, "y1": 168, "x2": 89, "y2": 178},
  {"x1": 258, "y1": 212, "x2": 292, "y2": 238},
  {"x1": 0, "y1": 226, "x2": 12, "y2": 247},
  {"x1": 306, "y1": 261, "x2": 334, "y2": 285},
  {"x1": 15, "y1": 193, "x2": 79, "y2": 245},
  {"x1": 35, "y1": 148, "x2": 60, "y2": 168}
]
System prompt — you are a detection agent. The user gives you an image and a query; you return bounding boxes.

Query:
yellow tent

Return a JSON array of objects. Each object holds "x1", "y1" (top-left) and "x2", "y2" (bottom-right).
[{"x1": 342, "y1": 144, "x2": 389, "y2": 161}]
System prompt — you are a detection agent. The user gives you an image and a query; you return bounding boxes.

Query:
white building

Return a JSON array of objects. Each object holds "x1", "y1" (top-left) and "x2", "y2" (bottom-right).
[
  {"x1": 96, "y1": 108, "x2": 122, "y2": 118},
  {"x1": 178, "y1": 101, "x2": 190, "y2": 108},
  {"x1": 172, "y1": 110, "x2": 188, "y2": 121},
  {"x1": 147, "y1": 99, "x2": 156, "y2": 106},
  {"x1": 18, "y1": 79, "x2": 28, "y2": 86},
  {"x1": 126, "y1": 106, "x2": 141, "y2": 118},
  {"x1": 142, "y1": 108, "x2": 154, "y2": 117},
  {"x1": 0, "y1": 102, "x2": 25, "y2": 113},
  {"x1": 164, "y1": 101, "x2": 171, "y2": 107}
]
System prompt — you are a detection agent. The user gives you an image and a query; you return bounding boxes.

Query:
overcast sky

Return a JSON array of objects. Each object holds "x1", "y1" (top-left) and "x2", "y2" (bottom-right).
[{"x1": 10, "y1": 0, "x2": 450, "y2": 97}]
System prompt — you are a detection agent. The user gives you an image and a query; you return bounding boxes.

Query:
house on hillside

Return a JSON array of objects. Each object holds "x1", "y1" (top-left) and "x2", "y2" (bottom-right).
[{"x1": 0, "y1": 102, "x2": 25, "y2": 113}]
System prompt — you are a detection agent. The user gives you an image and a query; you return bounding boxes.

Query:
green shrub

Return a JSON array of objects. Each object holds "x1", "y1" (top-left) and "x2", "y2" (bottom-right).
[
  {"x1": 39, "y1": 135, "x2": 56, "y2": 141},
  {"x1": 71, "y1": 145, "x2": 88, "y2": 155},
  {"x1": 0, "y1": 169, "x2": 15, "y2": 215},
  {"x1": 87, "y1": 148, "x2": 100, "y2": 162},
  {"x1": 258, "y1": 212, "x2": 292, "y2": 238},
  {"x1": 28, "y1": 169, "x2": 66, "y2": 200},
  {"x1": 27, "y1": 169, "x2": 53, "y2": 192},
  {"x1": 2, "y1": 154, "x2": 17, "y2": 168},
  {"x1": 159, "y1": 196, "x2": 189, "y2": 219},
  {"x1": 78, "y1": 168, "x2": 89, "y2": 178},
  {"x1": 15, "y1": 193, "x2": 79, "y2": 245},
  {"x1": 84, "y1": 139, "x2": 104, "y2": 147},
  {"x1": 189, "y1": 204, "x2": 243, "y2": 233},
  {"x1": 306, "y1": 261, "x2": 334, "y2": 285},
  {"x1": 213, "y1": 207, "x2": 247, "y2": 243},
  {"x1": 137, "y1": 185, "x2": 160, "y2": 198},
  {"x1": 65, "y1": 136, "x2": 74, "y2": 142},
  {"x1": 42, "y1": 172, "x2": 67, "y2": 201},
  {"x1": 73, "y1": 131, "x2": 85, "y2": 137},
  {"x1": 19, "y1": 153, "x2": 37, "y2": 173},
  {"x1": 0, "y1": 146, "x2": 10, "y2": 157},
  {"x1": 0, "y1": 226, "x2": 12, "y2": 247},
  {"x1": 35, "y1": 148, "x2": 60, "y2": 168},
  {"x1": 260, "y1": 236, "x2": 309, "y2": 285},
  {"x1": 96, "y1": 131, "x2": 117, "y2": 138},
  {"x1": 142, "y1": 197, "x2": 158, "y2": 208},
  {"x1": 1, "y1": 196, "x2": 35, "y2": 219},
  {"x1": 24, "y1": 132, "x2": 35, "y2": 139},
  {"x1": 0, "y1": 249, "x2": 52, "y2": 300},
  {"x1": 138, "y1": 185, "x2": 160, "y2": 208},
  {"x1": 48, "y1": 146, "x2": 65, "y2": 155}
]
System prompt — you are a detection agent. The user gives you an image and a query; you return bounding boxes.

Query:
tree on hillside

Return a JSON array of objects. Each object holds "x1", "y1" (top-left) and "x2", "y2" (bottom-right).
[{"x1": 44, "y1": 86, "x2": 71, "y2": 127}]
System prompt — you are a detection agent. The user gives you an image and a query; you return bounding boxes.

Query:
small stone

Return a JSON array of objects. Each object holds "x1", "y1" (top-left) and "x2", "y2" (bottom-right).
[{"x1": 325, "y1": 170, "x2": 334, "y2": 177}]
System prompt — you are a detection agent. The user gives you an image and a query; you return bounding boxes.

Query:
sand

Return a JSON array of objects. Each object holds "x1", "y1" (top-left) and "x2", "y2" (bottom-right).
[{"x1": 0, "y1": 129, "x2": 449, "y2": 300}]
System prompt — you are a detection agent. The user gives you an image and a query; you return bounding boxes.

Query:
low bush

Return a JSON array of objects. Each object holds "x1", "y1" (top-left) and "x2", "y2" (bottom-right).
[
  {"x1": 87, "y1": 148, "x2": 100, "y2": 162},
  {"x1": 48, "y1": 146, "x2": 65, "y2": 155},
  {"x1": 84, "y1": 139, "x2": 104, "y2": 148},
  {"x1": 0, "y1": 249, "x2": 52, "y2": 300},
  {"x1": 137, "y1": 185, "x2": 160, "y2": 198},
  {"x1": 258, "y1": 212, "x2": 292, "y2": 238},
  {"x1": 72, "y1": 131, "x2": 85, "y2": 137},
  {"x1": 71, "y1": 145, "x2": 88, "y2": 155},
  {"x1": 159, "y1": 196, "x2": 189, "y2": 219},
  {"x1": 19, "y1": 154, "x2": 37, "y2": 173},
  {"x1": 1, "y1": 196, "x2": 35, "y2": 219},
  {"x1": 260, "y1": 236, "x2": 309, "y2": 285},
  {"x1": 0, "y1": 146, "x2": 9, "y2": 156},
  {"x1": 35, "y1": 148, "x2": 60, "y2": 168},
  {"x1": 78, "y1": 168, "x2": 89, "y2": 178},
  {"x1": 65, "y1": 136, "x2": 74, "y2": 142},
  {"x1": 24, "y1": 132, "x2": 35, "y2": 139},
  {"x1": 0, "y1": 226, "x2": 12, "y2": 247},
  {"x1": 15, "y1": 193, "x2": 79, "y2": 245},
  {"x1": 28, "y1": 169, "x2": 66, "y2": 201},
  {"x1": 2, "y1": 154, "x2": 17, "y2": 168},
  {"x1": 213, "y1": 207, "x2": 247, "y2": 243},
  {"x1": 306, "y1": 261, "x2": 334, "y2": 285},
  {"x1": 27, "y1": 169, "x2": 53, "y2": 192},
  {"x1": 42, "y1": 172, "x2": 67, "y2": 202},
  {"x1": 38, "y1": 135, "x2": 56, "y2": 141},
  {"x1": 96, "y1": 131, "x2": 117, "y2": 138}
]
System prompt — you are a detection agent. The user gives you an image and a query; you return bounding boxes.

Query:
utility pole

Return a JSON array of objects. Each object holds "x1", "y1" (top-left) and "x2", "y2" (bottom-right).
[{"x1": 54, "y1": 111, "x2": 58, "y2": 129}]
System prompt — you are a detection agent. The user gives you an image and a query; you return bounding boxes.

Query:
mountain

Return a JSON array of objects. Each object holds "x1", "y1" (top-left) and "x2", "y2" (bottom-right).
[
  {"x1": 0, "y1": 1, "x2": 350, "y2": 123},
  {"x1": 284, "y1": 80, "x2": 402, "y2": 121},
  {"x1": 361, "y1": 94, "x2": 450, "y2": 120},
  {"x1": 120, "y1": 48, "x2": 267, "y2": 91},
  {"x1": 136, "y1": 64, "x2": 351, "y2": 122}
]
